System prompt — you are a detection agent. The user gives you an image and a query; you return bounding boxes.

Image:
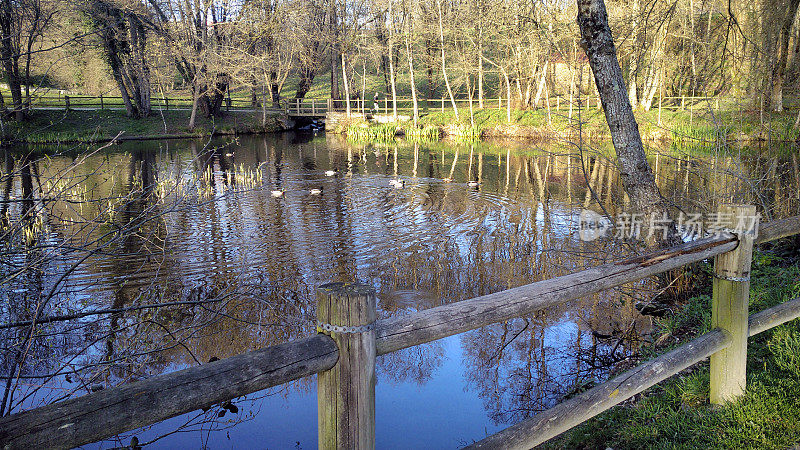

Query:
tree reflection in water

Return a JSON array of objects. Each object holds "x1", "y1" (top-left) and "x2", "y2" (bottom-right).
[{"x1": 0, "y1": 134, "x2": 796, "y2": 444}]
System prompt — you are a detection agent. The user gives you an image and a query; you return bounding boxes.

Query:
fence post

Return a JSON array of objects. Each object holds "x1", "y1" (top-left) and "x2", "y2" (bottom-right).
[
  {"x1": 64, "y1": 95, "x2": 70, "y2": 111},
  {"x1": 710, "y1": 204, "x2": 758, "y2": 405},
  {"x1": 100, "y1": 94, "x2": 104, "y2": 110},
  {"x1": 317, "y1": 282, "x2": 376, "y2": 449},
  {"x1": 312, "y1": 100, "x2": 316, "y2": 115}
]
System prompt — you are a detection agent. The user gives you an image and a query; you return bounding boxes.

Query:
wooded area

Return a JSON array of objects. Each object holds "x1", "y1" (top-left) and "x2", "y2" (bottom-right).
[{"x1": 3, "y1": 0, "x2": 800, "y2": 125}]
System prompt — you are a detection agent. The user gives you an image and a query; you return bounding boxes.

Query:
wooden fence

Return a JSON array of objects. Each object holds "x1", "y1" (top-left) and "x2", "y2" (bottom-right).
[
  {"x1": 1, "y1": 210, "x2": 799, "y2": 449},
  {"x1": 286, "y1": 95, "x2": 721, "y2": 117},
  {"x1": 24, "y1": 92, "x2": 723, "y2": 116},
  {"x1": 28, "y1": 94, "x2": 282, "y2": 112}
]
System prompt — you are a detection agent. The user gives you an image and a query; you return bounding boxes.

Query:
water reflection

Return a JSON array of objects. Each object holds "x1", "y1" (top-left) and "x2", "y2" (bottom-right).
[{"x1": 0, "y1": 135, "x2": 796, "y2": 446}]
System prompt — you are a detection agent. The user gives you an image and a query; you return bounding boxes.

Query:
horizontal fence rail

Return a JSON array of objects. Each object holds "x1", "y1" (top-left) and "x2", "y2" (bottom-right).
[
  {"x1": 375, "y1": 234, "x2": 738, "y2": 355},
  {"x1": 749, "y1": 297, "x2": 800, "y2": 336},
  {"x1": 21, "y1": 92, "x2": 732, "y2": 115},
  {"x1": 0, "y1": 335, "x2": 338, "y2": 450},
  {"x1": 466, "y1": 328, "x2": 732, "y2": 449},
  {"x1": 0, "y1": 213, "x2": 797, "y2": 449},
  {"x1": 465, "y1": 294, "x2": 800, "y2": 449}
]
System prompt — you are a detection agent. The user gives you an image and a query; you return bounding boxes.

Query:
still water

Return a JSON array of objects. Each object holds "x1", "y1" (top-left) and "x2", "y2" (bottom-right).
[{"x1": 0, "y1": 133, "x2": 797, "y2": 448}]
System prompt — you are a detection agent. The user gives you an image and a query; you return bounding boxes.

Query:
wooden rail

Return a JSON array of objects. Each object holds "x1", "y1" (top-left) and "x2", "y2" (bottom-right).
[
  {"x1": 375, "y1": 234, "x2": 737, "y2": 355},
  {"x1": 464, "y1": 292, "x2": 800, "y2": 450},
  {"x1": 0, "y1": 210, "x2": 798, "y2": 449},
  {"x1": 25, "y1": 92, "x2": 729, "y2": 115},
  {"x1": 0, "y1": 336, "x2": 338, "y2": 449},
  {"x1": 466, "y1": 328, "x2": 732, "y2": 449}
]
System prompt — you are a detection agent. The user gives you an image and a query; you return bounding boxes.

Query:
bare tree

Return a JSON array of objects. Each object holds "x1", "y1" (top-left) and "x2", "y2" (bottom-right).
[
  {"x1": 577, "y1": 0, "x2": 679, "y2": 246},
  {"x1": 85, "y1": 0, "x2": 152, "y2": 118}
]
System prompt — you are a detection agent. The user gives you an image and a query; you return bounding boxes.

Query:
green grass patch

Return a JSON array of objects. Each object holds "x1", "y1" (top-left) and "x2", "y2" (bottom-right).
[{"x1": 2, "y1": 109, "x2": 282, "y2": 144}]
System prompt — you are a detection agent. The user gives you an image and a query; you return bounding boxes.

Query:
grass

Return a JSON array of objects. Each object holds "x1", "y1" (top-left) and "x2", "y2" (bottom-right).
[
  {"x1": 344, "y1": 122, "x2": 400, "y2": 143},
  {"x1": 545, "y1": 251, "x2": 800, "y2": 450},
  {"x1": 1, "y1": 109, "x2": 282, "y2": 144},
  {"x1": 402, "y1": 125, "x2": 441, "y2": 143}
]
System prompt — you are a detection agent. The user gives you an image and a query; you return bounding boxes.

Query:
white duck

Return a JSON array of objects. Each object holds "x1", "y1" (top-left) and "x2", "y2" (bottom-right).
[
  {"x1": 310, "y1": 187, "x2": 323, "y2": 195},
  {"x1": 468, "y1": 180, "x2": 480, "y2": 188},
  {"x1": 325, "y1": 170, "x2": 337, "y2": 177},
  {"x1": 389, "y1": 179, "x2": 406, "y2": 189},
  {"x1": 271, "y1": 189, "x2": 285, "y2": 198}
]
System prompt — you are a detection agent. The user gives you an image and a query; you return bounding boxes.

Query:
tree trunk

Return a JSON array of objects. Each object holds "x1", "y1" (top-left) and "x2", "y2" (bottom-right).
[
  {"x1": 270, "y1": 71, "x2": 280, "y2": 107},
  {"x1": 405, "y1": 22, "x2": 419, "y2": 126},
  {"x1": 262, "y1": 86, "x2": 268, "y2": 126},
  {"x1": 478, "y1": 37, "x2": 484, "y2": 108},
  {"x1": 189, "y1": 86, "x2": 199, "y2": 130},
  {"x1": 251, "y1": 83, "x2": 259, "y2": 108},
  {"x1": 502, "y1": 68, "x2": 512, "y2": 123},
  {"x1": 0, "y1": 0, "x2": 23, "y2": 120},
  {"x1": 295, "y1": 67, "x2": 315, "y2": 98},
  {"x1": 341, "y1": 54, "x2": 351, "y2": 117},
  {"x1": 577, "y1": 0, "x2": 679, "y2": 246},
  {"x1": 374, "y1": 10, "x2": 391, "y2": 94},
  {"x1": 425, "y1": 40, "x2": 435, "y2": 112},
  {"x1": 388, "y1": 0, "x2": 397, "y2": 118},
  {"x1": 330, "y1": 52, "x2": 340, "y2": 103},
  {"x1": 771, "y1": 0, "x2": 800, "y2": 112},
  {"x1": 437, "y1": 0, "x2": 458, "y2": 120},
  {"x1": 533, "y1": 61, "x2": 549, "y2": 109},
  {"x1": 103, "y1": 36, "x2": 138, "y2": 118},
  {"x1": 128, "y1": 15, "x2": 151, "y2": 117}
]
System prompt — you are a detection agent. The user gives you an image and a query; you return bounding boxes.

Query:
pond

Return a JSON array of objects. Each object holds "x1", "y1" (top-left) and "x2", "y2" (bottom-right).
[{"x1": 0, "y1": 133, "x2": 797, "y2": 448}]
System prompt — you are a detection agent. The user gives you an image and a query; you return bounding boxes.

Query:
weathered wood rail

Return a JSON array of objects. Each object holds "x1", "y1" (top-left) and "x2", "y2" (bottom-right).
[
  {"x1": 27, "y1": 92, "x2": 726, "y2": 116},
  {"x1": 1, "y1": 211, "x2": 798, "y2": 449}
]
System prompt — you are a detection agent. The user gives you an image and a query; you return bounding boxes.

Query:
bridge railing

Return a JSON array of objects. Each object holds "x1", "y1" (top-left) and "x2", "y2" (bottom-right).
[
  {"x1": 1, "y1": 211, "x2": 799, "y2": 449},
  {"x1": 26, "y1": 94, "x2": 285, "y2": 111}
]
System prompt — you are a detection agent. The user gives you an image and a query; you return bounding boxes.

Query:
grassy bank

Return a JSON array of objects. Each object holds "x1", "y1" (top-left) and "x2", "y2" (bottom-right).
[
  {"x1": 545, "y1": 250, "x2": 800, "y2": 449},
  {"x1": 336, "y1": 105, "x2": 800, "y2": 146},
  {"x1": 2, "y1": 109, "x2": 284, "y2": 145}
]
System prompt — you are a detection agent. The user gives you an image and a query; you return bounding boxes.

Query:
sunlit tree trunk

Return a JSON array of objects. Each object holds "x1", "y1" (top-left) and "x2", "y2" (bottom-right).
[
  {"x1": 405, "y1": 18, "x2": 419, "y2": 126},
  {"x1": 627, "y1": 0, "x2": 639, "y2": 110},
  {"x1": 502, "y1": 68, "x2": 512, "y2": 123},
  {"x1": 388, "y1": 0, "x2": 397, "y2": 118},
  {"x1": 478, "y1": 35, "x2": 484, "y2": 108},
  {"x1": 533, "y1": 61, "x2": 548, "y2": 109},
  {"x1": 342, "y1": 54, "x2": 351, "y2": 117},
  {"x1": 437, "y1": 0, "x2": 458, "y2": 120},
  {"x1": 189, "y1": 83, "x2": 199, "y2": 130},
  {"x1": 577, "y1": 0, "x2": 679, "y2": 246}
]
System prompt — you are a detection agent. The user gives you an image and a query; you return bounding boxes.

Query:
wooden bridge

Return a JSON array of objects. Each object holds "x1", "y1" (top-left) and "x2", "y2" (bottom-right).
[{"x1": 1, "y1": 208, "x2": 799, "y2": 449}]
